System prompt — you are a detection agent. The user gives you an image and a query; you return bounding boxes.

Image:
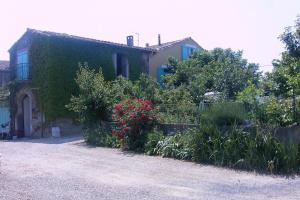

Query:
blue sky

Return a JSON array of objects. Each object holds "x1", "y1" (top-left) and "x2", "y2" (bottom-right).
[{"x1": 0, "y1": 0, "x2": 299, "y2": 72}]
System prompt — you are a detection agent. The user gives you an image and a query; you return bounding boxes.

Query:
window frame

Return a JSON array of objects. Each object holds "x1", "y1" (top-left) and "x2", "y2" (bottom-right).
[{"x1": 16, "y1": 49, "x2": 29, "y2": 80}]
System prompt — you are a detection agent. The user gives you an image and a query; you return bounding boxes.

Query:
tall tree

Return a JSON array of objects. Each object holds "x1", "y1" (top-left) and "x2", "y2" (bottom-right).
[{"x1": 165, "y1": 48, "x2": 261, "y2": 102}]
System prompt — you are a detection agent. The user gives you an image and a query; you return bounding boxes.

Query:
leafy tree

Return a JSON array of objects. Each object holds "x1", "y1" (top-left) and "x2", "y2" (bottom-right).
[
  {"x1": 66, "y1": 64, "x2": 113, "y2": 124},
  {"x1": 165, "y1": 48, "x2": 261, "y2": 102},
  {"x1": 267, "y1": 17, "x2": 300, "y2": 122}
]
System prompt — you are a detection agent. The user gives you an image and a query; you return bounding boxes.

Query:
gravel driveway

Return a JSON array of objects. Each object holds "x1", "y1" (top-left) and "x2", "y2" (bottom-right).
[{"x1": 1, "y1": 136, "x2": 300, "y2": 200}]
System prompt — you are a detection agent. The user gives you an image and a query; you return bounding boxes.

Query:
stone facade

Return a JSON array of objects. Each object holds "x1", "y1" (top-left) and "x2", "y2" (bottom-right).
[{"x1": 12, "y1": 85, "x2": 43, "y2": 138}]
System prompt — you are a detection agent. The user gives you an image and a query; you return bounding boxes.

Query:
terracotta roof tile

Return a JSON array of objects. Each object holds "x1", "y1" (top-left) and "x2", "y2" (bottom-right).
[
  {"x1": 149, "y1": 37, "x2": 191, "y2": 51},
  {"x1": 27, "y1": 29, "x2": 156, "y2": 52}
]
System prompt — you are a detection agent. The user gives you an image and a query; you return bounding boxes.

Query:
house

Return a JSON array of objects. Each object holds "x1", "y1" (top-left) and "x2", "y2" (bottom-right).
[
  {"x1": 8, "y1": 28, "x2": 155, "y2": 138},
  {"x1": 7, "y1": 28, "x2": 203, "y2": 138},
  {"x1": 0, "y1": 60, "x2": 10, "y2": 88},
  {"x1": 0, "y1": 60, "x2": 10, "y2": 136},
  {"x1": 148, "y1": 35, "x2": 203, "y2": 82}
]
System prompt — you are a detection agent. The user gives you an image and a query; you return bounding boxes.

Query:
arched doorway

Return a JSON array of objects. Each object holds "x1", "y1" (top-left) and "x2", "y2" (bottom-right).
[{"x1": 22, "y1": 95, "x2": 31, "y2": 136}]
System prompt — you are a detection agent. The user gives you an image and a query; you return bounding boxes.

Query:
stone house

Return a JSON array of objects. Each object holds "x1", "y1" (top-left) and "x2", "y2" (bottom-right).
[
  {"x1": 8, "y1": 29, "x2": 155, "y2": 138},
  {"x1": 8, "y1": 29, "x2": 202, "y2": 138},
  {"x1": 148, "y1": 35, "x2": 203, "y2": 82}
]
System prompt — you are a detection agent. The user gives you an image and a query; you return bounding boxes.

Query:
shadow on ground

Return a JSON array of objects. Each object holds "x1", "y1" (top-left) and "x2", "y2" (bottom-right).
[{"x1": 2, "y1": 134, "x2": 83, "y2": 145}]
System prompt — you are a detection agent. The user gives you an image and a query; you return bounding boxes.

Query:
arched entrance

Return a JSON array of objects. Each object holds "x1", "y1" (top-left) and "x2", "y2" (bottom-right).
[
  {"x1": 15, "y1": 89, "x2": 34, "y2": 137},
  {"x1": 22, "y1": 95, "x2": 31, "y2": 136}
]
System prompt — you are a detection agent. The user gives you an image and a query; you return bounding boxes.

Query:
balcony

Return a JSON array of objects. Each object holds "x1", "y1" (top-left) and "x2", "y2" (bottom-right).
[{"x1": 16, "y1": 63, "x2": 29, "y2": 80}]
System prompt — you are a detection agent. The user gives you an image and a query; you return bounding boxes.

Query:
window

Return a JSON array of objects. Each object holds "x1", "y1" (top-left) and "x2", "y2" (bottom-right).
[
  {"x1": 182, "y1": 45, "x2": 197, "y2": 61},
  {"x1": 115, "y1": 53, "x2": 129, "y2": 78},
  {"x1": 17, "y1": 50, "x2": 29, "y2": 80}
]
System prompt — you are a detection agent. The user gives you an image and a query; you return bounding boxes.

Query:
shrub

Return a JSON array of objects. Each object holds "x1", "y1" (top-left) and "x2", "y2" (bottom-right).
[
  {"x1": 66, "y1": 66, "x2": 114, "y2": 124},
  {"x1": 112, "y1": 98, "x2": 159, "y2": 151},
  {"x1": 144, "y1": 130, "x2": 165, "y2": 155},
  {"x1": 154, "y1": 130, "x2": 194, "y2": 160},
  {"x1": 83, "y1": 126, "x2": 120, "y2": 148},
  {"x1": 110, "y1": 76, "x2": 135, "y2": 103},
  {"x1": 156, "y1": 86, "x2": 198, "y2": 123},
  {"x1": 262, "y1": 96, "x2": 293, "y2": 126},
  {"x1": 189, "y1": 125, "x2": 300, "y2": 174},
  {"x1": 189, "y1": 125, "x2": 223, "y2": 164},
  {"x1": 200, "y1": 102, "x2": 247, "y2": 126}
]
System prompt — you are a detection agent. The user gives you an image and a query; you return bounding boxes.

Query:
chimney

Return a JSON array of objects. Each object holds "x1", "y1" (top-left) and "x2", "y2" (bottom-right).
[
  {"x1": 145, "y1": 43, "x2": 149, "y2": 47},
  {"x1": 127, "y1": 35, "x2": 134, "y2": 46},
  {"x1": 158, "y1": 34, "x2": 161, "y2": 46}
]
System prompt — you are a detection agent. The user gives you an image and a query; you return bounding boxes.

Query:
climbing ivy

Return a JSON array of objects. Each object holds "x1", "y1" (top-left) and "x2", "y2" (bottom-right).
[{"x1": 29, "y1": 34, "x2": 147, "y2": 121}]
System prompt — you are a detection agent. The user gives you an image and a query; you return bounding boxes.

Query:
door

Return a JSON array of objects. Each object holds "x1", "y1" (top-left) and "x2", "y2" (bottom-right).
[
  {"x1": 23, "y1": 96, "x2": 31, "y2": 136},
  {"x1": 0, "y1": 102, "x2": 10, "y2": 134}
]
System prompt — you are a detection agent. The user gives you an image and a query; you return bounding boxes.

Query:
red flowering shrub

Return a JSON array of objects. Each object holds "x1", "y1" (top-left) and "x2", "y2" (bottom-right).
[{"x1": 112, "y1": 98, "x2": 158, "y2": 150}]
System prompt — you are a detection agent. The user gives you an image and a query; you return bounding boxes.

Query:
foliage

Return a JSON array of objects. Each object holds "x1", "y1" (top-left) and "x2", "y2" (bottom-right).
[
  {"x1": 144, "y1": 130, "x2": 165, "y2": 155},
  {"x1": 237, "y1": 81, "x2": 263, "y2": 120},
  {"x1": 153, "y1": 125, "x2": 300, "y2": 174},
  {"x1": 264, "y1": 17, "x2": 300, "y2": 124},
  {"x1": 29, "y1": 34, "x2": 147, "y2": 121},
  {"x1": 262, "y1": 96, "x2": 293, "y2": 126},
  {"x1": 0, "y1": 87, "x2": 10, "y2": 102},
  {"x1": 110, "y1": 76, "x2": 135, "y2": 103},
  {"x1": 164, "y1": 48, "x2": 261, "y2": 102},
  {"x1": 200, "y1": 102, "x2": 248, "y2": 126},
  {"x1": 112, "y1": 98, "x2": 159, "y2": 151},
  {"x1": 66, "y1": 65, "x2": 113, "y2": 124},
  {"x1": 154, "y1": 132, "x2": 194, "y2": 160},
  {"x1": 156, "y1": 85, "x2": 198, "y2": 123},
  {"x1": 133, "y1": 74, "x2": 160, "y2": 103},
  {"x1": 83, "y1": 126, "x2": 120, "y2": 148},
  {"x1": 280, "y1": 16, "x2": 300, "y2": 59}
]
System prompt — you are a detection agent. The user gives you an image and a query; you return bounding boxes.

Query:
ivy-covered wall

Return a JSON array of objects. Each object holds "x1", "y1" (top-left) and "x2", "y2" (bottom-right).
[{"x1": 28, "y1": 34, "x2": 149, "y2": 121}]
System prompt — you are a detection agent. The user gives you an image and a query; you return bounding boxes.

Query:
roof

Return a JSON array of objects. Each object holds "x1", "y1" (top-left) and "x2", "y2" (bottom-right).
[
  {"x1": 10, "y1": 28, "x2": 156, "y2": 53},
  {"x1": 0, "y1": 61, "x2": 9, "y2": 71},
  {"x1": 149, "y1": 37, "x2": 196, "y2": 51}
]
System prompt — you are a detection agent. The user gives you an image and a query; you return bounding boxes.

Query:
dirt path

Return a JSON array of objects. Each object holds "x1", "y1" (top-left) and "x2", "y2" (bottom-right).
[{"x1": 1, "y1": 136, "x2": 300, "y2": 200}]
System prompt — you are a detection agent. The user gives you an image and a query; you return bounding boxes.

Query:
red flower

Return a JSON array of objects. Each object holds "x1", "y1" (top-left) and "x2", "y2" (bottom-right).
[{"x1": 114, "y1": 103, "x2": 123, "y2": 111}]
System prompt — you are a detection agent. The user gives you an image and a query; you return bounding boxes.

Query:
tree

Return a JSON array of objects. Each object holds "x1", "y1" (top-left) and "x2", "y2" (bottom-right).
[
  {"x1": 66, "y1": 64, "x2": 114, "y2": 124},
  {"x1": 268, "y1": 16, "x2": 300, "y2": 122},
  {"x1": 165, "y1": 48, "x2": 261, "y2": 102}
]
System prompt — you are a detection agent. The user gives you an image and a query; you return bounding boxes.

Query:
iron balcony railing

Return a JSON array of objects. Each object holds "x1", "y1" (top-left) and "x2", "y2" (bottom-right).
[{"x1": 16, "y1": 63, "x2": 29, "y2": 80}]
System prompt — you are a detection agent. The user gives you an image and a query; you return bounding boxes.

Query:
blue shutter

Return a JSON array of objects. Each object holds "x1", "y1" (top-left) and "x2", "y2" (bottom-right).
[
  {"x1": 157, "y1": 65, "x2": 166, "y2": 84},
  {"x1": 181, "y1": 45, "x2": 189, "y2": 60},
  {"x1": 17, "y1": 50, "x2": 29, "y2": 80}
]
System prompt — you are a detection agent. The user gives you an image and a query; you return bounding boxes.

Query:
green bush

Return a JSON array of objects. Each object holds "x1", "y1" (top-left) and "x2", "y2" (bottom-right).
[
  {"x1": 154, "y1": 130, "x2": 194, "y2": 160},
  {"x1": 189, "y1": 125, "x2": 300, "y2": 174},
  {"x1": 156, "y1": 86, "x2": 198, "y2": 123},
  {"x1": 261, "y1": 96, "x2": 293, "y2": 126},
  {"x1": 153, "y1": 125, "x2": 300, "y2": 174},
  {"x1": 144, "y1": 130, "x2": 165, "y2": 155},
  {"x1": 84, "y1": 126, "x2": 120, "y2": 148},
  {"x1": 201, "y1": 102, "x2": 247, "y2": 126},
  {"x1": 66, "y1": 65, "x2": 114, "y2": 124}
]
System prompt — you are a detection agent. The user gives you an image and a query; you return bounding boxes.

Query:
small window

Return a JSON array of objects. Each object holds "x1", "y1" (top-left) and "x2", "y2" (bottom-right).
[
  {"x1": 182, "y1": 45, "x2": 197, "y2": 60},
  {"x1": 116, "y1": 54, "x2": 129, "y2": 78},
  {"x1": 17, "y1": 50, "x2": 29, "y2": 80}
]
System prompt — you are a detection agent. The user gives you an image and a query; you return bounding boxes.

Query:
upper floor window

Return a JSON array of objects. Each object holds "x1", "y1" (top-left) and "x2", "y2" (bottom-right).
[
  {"x1": 17, "y1": 50, "x2": 29, "y2": 80},
  {"x1": 182, "y1": 45, "x2": 197, "y2": 61}
]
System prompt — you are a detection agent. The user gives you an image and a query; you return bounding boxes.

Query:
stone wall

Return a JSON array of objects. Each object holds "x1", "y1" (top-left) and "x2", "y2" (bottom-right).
[
  {"x1": 274, "y1": 125, "x2": 300, "y2": 144},
  {"x1": 44, "y1": 118, "x2": 83, "y2": 137},
  {"x1": 157, "y1": 123, "x2": 199, "y2": 135}
]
